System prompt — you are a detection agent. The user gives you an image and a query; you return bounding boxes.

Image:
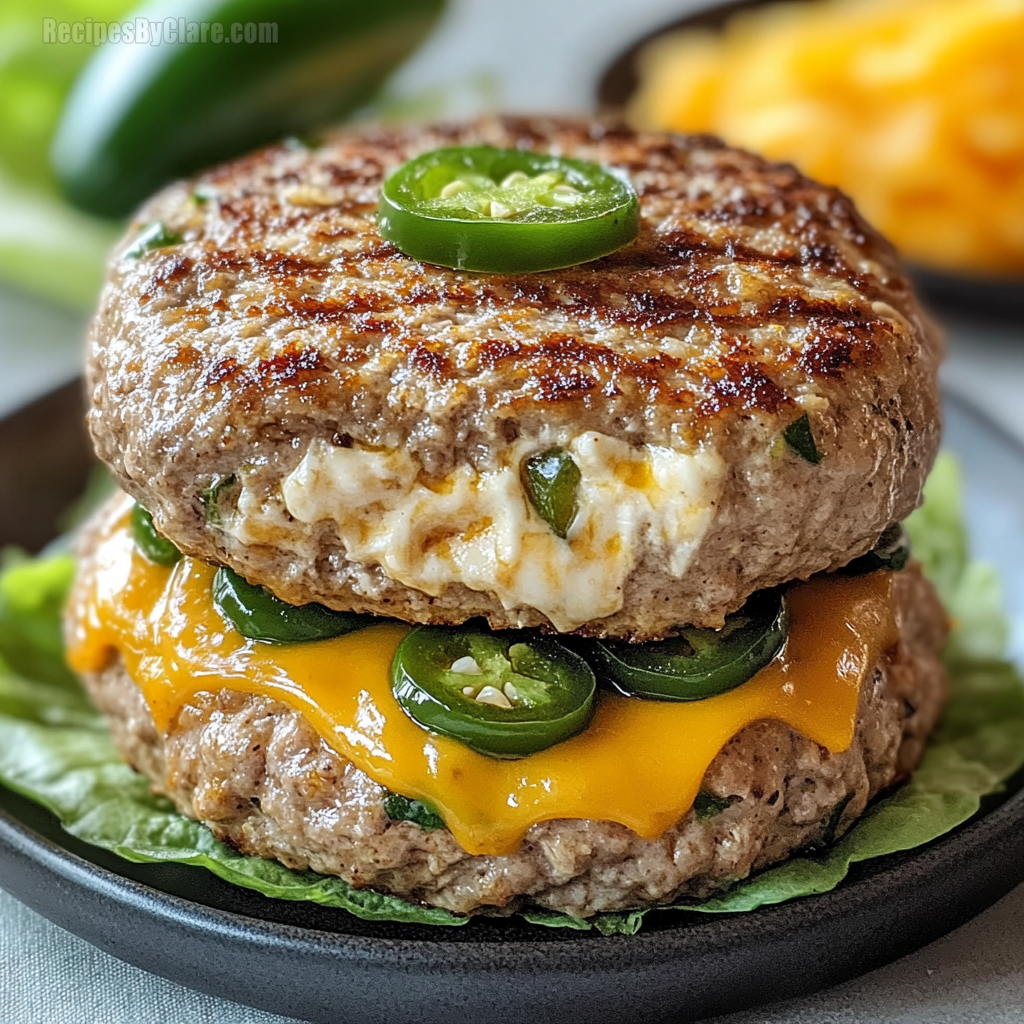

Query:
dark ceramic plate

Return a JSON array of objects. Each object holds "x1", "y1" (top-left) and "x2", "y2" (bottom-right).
[
  {"x1": 0, "y1": 383, "x2": 1023, "y2": 1024},
  {"x1": 596, "y1": 0, "x2": 1024, "y2": 324}
]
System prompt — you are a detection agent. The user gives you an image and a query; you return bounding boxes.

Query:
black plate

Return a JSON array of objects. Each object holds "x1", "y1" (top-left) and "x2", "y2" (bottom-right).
[
  {"x1": 595, "y1": 0, "x2": 1024, "y2": 324},
  {"x1": 1, "y1": 383, "x2": 1024, "y2": 1024}
]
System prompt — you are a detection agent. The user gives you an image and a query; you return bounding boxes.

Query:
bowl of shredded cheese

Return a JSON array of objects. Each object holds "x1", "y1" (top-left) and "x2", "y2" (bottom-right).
[{"x1": 601, "y1": 0, "x2": 1024, "y2": 315}]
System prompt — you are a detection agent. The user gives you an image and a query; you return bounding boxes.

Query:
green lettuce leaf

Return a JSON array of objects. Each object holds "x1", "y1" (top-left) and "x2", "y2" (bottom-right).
[
  {"x1": 0, "y1": 452, "x2": 1021, "y2": 934},
  {"x1": 0, "y1": 552, "x2": 79, "y2": 688},
  {"x1": 0, "y1": 552, "x2": 462, "y2": 925},
  {"x1": 0, "y1": 710, "x2": 464, "y2": 926}
]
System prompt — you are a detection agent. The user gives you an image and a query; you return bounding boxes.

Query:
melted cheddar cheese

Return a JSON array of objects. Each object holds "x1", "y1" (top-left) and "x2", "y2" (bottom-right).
[{"x1": 67, "y1": 496, "x2": 899, "y2": 857}]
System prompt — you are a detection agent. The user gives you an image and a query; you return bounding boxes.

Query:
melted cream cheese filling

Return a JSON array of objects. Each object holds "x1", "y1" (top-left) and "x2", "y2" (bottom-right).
[{"x1": 233, "y1": 434, "x2": 724, "y2": 631}]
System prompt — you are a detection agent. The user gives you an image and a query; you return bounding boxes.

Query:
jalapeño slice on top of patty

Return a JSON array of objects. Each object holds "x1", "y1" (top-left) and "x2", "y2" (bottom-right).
[
  {"x1": 377, "y1": 146, "x2": 640, "y2": 273},
  {"x1": 590, "y1": 590, "x2": 790, "y2": 702},
  {"x1": 391, "y1": 627, "x2": 597, "y2": 758}
]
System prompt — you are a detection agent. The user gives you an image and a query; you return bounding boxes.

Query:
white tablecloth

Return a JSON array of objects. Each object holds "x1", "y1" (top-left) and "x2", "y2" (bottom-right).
[{"x1": 2, "y1": 879, "x2": 1023, "y2": 1024}]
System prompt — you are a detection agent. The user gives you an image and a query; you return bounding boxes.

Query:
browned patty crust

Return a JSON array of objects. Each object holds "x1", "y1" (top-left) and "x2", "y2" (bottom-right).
[
  {"x1": 85, "y1": 116, "x2": 942, "y2": 638},
  {"x1": 81, "y1": 564, "x2": 947, "y2": 918}
]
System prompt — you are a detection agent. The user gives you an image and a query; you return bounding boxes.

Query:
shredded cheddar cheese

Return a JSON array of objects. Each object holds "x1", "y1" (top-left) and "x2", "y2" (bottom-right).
[{"x1": 630, "y1": 0, "x2": 1024, "y2": 277}]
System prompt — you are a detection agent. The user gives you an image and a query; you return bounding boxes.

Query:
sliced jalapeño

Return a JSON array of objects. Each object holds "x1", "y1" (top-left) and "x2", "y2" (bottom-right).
[
  {"x1": 212, "y1": 567, "x2": 375, "y2": 644},
  {"x1": 590, "y1": 590, "x2": 789, "y2": 702},
  {"x1": 391, "y1": 626, "x2": 596, "y2": 758},
  {"x1": 521, "y1": 448, "x2": 581, "y2": 538},
  {"x1": 840, "y1": 523, "x2": 911, "y2": 576},
  {"x1": 130, "y1": 503, "x2": 182, "y2": 567},
  {"x1": 378, "y1": 146, "x2": 639, "y2": 273}
]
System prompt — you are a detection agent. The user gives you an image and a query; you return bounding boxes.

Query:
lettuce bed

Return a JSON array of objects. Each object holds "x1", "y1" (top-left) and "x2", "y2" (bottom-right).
[{"x1": 0, "y1": 454, "x2": 1022, "y2": 936}]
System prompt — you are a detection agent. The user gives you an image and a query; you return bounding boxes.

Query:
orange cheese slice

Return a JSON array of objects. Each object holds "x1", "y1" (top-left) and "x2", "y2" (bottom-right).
[{"x1": 67, "y1": 497, "x2": 899, "y2": 857}]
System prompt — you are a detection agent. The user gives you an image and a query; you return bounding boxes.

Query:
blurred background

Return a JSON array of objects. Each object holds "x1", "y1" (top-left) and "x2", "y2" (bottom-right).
[
  {"x1": 2, "y1": 0, "x2": 1021, "y2": 644},
  {"x1": 0, "y1": 2, "x2": 1022, "y2": 1019},
  {"x1": 0, "y1": 0, "x2": 690, "y2": 416}
]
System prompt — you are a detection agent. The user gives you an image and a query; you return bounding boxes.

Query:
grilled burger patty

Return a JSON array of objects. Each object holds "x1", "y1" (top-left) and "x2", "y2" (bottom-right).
[
  {"x1": 79, "y1": 553, "x2": 946, "y2": 917},
  {"x1": 86, "y1": 116, "x2": 941, "y2": 638}
]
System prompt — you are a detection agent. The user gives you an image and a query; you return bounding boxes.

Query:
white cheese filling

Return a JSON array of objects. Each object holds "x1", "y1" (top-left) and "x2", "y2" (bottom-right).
[{"x1": 233, "y1": 433, "x2": 724, "y2": 632}]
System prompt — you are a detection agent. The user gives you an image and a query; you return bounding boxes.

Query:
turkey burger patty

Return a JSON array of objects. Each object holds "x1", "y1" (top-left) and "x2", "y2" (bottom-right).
[{"x1": 85, "y1": 116, "x2": 941, "y2": 638}]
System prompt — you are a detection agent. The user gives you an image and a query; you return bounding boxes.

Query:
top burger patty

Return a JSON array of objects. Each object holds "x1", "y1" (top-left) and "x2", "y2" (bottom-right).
[{"x1": 85, "y1": 116, "x2": 942, "y2": 639}]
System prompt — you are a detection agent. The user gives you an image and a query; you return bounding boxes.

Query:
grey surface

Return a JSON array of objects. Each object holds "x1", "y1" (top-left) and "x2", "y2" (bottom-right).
[
  {"x1": 1, "y1": 851, "x2": 1023, "y2": 1024},
  {"x1": 942, "y1": 319, "x2": 1024, "y2": 482},
  {"x1": 942, "y1": 323, "x2": 1024, "y2": 669},
  {"x1": 0, "y1": 888, "x2": 289, "y2": 1024},
  {"x1": 714, "y1": 882, "x2": 1024, "y2": 1024},
  {"x1": 943, "y1": 386, "x2": 1024, "y2": 666}
]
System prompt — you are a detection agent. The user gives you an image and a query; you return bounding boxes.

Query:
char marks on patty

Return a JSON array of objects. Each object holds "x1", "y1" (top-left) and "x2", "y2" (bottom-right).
[{"x1": 86, "y1": 116, "x2": 942, "y2": 636}]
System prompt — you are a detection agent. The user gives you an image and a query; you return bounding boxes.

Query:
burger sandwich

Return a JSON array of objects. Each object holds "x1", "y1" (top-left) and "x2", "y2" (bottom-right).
[{"x1": 63, "y1": 115, "x2": 948, "y2": 920}]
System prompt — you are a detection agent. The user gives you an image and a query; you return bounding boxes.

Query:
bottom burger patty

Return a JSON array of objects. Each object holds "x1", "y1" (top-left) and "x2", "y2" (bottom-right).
[{"x1": 81, "y1": 566, "x2": 946, "y2": 918}]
